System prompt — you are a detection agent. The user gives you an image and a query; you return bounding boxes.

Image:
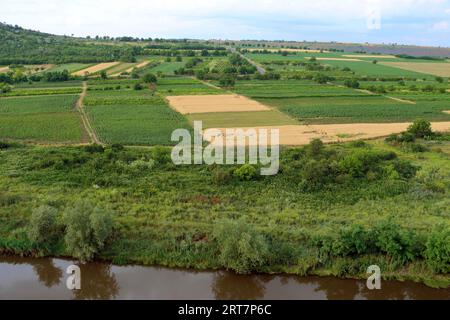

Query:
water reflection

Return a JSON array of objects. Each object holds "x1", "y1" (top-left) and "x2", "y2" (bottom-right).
[
  {"x1": 73, "y1": 263, "x2": 119, "y2": 300},
  {"x1": 212, "y1": 272, "x2": 268, "y2": 300},
  {"x1": 0, "y1": 256, "x2": 448, "y2": 300}
]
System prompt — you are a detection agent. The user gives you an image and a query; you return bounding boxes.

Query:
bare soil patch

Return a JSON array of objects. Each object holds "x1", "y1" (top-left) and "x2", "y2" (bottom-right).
[
  {"x1": 166, "y1": 94, "x2": 270, "y2": 115},
  {"x1": 0, "y1": 67, "x2": 9, "y2": 73},
  {"x1": 380, "y1": 62, "x2": 450, "y2": 77},
  {"x1": 205, "y1": 122, "x2": 450, "y2": 146},
  {"x1": 72, "y1": 62, "x2": 120, "y2": 76}
]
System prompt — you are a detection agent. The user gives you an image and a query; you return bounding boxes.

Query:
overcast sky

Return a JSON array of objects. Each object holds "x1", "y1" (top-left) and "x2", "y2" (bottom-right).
[{"x1": 2, "y1": 0, "x2": 450, "y2": 47}]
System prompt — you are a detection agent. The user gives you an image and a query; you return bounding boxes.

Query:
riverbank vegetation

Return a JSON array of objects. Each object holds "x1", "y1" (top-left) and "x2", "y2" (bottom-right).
[{"x1": 0, "y1": 126, "x2": 449, "y2": 287}]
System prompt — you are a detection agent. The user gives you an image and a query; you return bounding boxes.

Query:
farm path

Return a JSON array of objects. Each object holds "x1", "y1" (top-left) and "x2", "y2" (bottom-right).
[
  {"x1": 76, "y1": 81, "x2": 103, "y2": 145},
  {"x1": 228, "y1": 47, "x2": 266, "y2": 75}
]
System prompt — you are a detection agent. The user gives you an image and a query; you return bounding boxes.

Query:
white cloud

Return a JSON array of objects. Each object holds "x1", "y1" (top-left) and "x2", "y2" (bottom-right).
[{"x1": 1, "y1": 0, "x2": 450, "y2": 45}]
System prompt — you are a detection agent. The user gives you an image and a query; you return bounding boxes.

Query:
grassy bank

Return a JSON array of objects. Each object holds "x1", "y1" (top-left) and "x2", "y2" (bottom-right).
[{"x1": 0, "y1": 135, "x2": 449, "y2": 288}]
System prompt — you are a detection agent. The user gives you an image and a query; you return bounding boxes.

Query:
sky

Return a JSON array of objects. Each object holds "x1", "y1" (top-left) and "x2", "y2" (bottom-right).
[{"x1": 1, "y1": 0, "x2": 450, "y2": 47}]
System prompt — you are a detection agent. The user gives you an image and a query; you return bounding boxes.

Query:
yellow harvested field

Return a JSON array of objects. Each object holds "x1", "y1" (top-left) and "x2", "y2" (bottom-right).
[
  {"x1": 380, "y1": 62, "x2": 450, "y2": 77},
  {"x1": 342, "y1": 54, "x2": 396, "y2": 59},
  {"x1": 72, "y1": 62, "x2": 120, "y2": 76},
  {"x1": 166, "y1": 94, "x2": 270, "y2": 115},
  {"x1": 205, "y1": 122, "x2": 450, "y2": 146},
  {"x1": 0, "y1": 67, "x2": 9, "y2": 73}
]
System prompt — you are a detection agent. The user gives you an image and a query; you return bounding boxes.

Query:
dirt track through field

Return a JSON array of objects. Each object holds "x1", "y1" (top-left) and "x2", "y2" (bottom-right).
[
  {"x1": 75, "y1": 81, "x2": 102, "y2": 145},
  {"x1": 167, "y1": 94, "x2": 270, "y2": 114},
  {"x1": 204, "y1": 122, "x2": 450, "y2": 146},
  {"x1": 72, "y1": 62, "x2": 120, "y2": 76}
]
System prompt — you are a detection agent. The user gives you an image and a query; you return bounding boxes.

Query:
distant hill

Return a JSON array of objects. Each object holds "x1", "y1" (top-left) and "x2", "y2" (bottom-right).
[{"x1": 0, "y1": 23, "x2": 137, "y2": 64}]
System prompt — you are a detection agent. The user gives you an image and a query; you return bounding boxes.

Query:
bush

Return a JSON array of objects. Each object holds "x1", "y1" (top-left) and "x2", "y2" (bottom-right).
[
  {"x1": 27, "y1": 205, "x2": 59, "y2": 248},
  {"x1": 0, "y1": 141, "x2": 11, "y2": 150},
  {"x1": 63, "y1": 200, "x2": 113, "y2": 262},
  {"x1": 212, "y1": 168, "x2": 232, "y2": 185},
  {"x1": 143, "y1": 73, "x2": 157, "y2": 83},
  {"x1": 336, "y1": 225, "x2": 374, "y2": 256},
  {"x1": 407, "y1": 119, "x2": 433, "y2": 138},
  {"x1": 299, "y1": 159, "x2": 335, "y2": 190},
  {"x1": 133, "y1": 83, "x2": 143, "y2": 90},
  {"x1": 212, "y1": 219, "x2": 268, "y2": 274},
  {"x1": 374, "y1": 220, "x2": 421, "y2": 264},
  {"x1": 84, "y1": 144, "x2": 104, "y2": 153},
  {"x1": 151, "y1": 146, "x2": 171, "y2": 165},
  {"x1": 344, "y1": 79, "x2": 360, "y2": 89},
  {"x1": 233, "y1": 164, "x2": 257, "y2": 181},
  {"x1": 425, "y1": 226, "x2": 450, "y2": 273}
]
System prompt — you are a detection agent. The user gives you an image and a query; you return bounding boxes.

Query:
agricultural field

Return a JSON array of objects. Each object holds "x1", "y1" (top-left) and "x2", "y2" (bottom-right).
[
  {"x1": 233, "y1": 80, "x2": 367, "y2": 98},
  {"x1": 72, "y1": 62, "x2": 120, "y2": 76},
  {"x1": 47, "y1": 63, "x2": 93, "y2": 73},
  {"x1": 187, "y1": 110, "x2": 298, "y2": 128},
  {"x1": 0, "y1": 95, "x2": 84, "y2": 142},
  {"x1": 157, "y1": 77, "x2": 223, "y2": 96},
  {"x1": 84, "y1": 84, "x2": 191, "y2": 145},
  {"x1": 261, "y1": 95, "x2": 450, "y2": 124},
  {"x1": 380, "y1": 62, "x2": 450, "y2": 77}
]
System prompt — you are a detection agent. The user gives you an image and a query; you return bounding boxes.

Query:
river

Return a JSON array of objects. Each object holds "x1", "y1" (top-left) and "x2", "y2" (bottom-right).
[{"x1": 0, "y1": 256, "x2": 448, "y2": 300}]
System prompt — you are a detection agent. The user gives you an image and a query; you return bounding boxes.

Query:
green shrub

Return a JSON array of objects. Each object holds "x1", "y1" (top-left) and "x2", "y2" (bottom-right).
[
  {"x1": 212, "y1": 168, "x2": 233, "y2": 185},
  {"x1": 0, "y1": 141, "x2": 11, "y2": 150},
  {"x1": 27, "y1": 205, "x2": 59, "y2": 249},
  {"x1": 374, "y1": 220, "x2": 421, "y2": 264},
  {"x1": 63, "y1": 200, "x2": 113, "y2": 262},
  {"x1": 336, "y1": 225, "x2": 374, "y2": 256},
  {"x1": 84, "y1": 144, "x2": 104, "y2": 153},
  {"x1": 133, "y1": 83, "x2": 143, "y2": 90},
  {"x1": 151, "y1": 146, "x2": 172, "y2": 165},
  {"x1": 299, "y1": 159, "x2": 335, "y2": 190},
  {"x1": 425, "y1": 226, "x2": 450, "y2": 273},
  {"x1": 212, "y1": 219, "x2": 268, "y2": 274},
  {"x1": 407, "y1": 119, "x2": 433, "y2": 138},
  {"x1": 143, "y1": 73, "x2": 157, "y2": 83},
  {"x1": 234, "y1": 164, "x2": 257, "y2": 181},
  {"x1": 344, "y1": 79, "x2": 360, "y2": 89}
]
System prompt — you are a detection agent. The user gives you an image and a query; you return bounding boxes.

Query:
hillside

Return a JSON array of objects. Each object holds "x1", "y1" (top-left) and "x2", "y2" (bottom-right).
[{"x1": 0, "y1": 23, "x2": 137, "y2": 64}]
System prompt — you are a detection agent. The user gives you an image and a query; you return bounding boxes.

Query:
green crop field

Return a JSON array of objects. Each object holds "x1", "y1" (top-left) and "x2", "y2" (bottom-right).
[
  {"x1": 0, "y1": 95, "x2": 83, "y2": 142},
  {"x1": 187, "y1": 110, "x2": 298, "y2": 128},
  {"x1": 47, "y1": 63, "x2": 94, "y2": 73},
  {"x1": 157, "y1": 77, "x2": 223, "y2": 95},
  {"x1": 233, "y1": 80, "x2": 367, "y2": 98},
  {"x1": 262, "y1": 95, "x2": 450, "y2": 124},
  {"x1": 85, "y1": 85, "x2": 191, "y2": 145},
  {"x1": 149, "y1": 60, "x2": 185, "y2": 75}
]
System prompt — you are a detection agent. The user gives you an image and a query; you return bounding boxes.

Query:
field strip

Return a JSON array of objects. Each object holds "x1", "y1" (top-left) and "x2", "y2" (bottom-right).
[
  {"x1": 204, "y1": 122, "x2": 450, "y2": 146},
  {"x1": 379, "y1": 61, "x2": 450, "y2": 77},
  {"x1": 0, "y1": 67, "x2": 9, "y2": 73},
  {"x1": 166, "y1": 94, "x2": 271, "y2": 114},
  {"x1": 342, "y1": 55, "x2": 396, "y2": 59},
  {"x1": 111, "y1": 61, "x2": 151, "y2": 77},
  {"x1": 247, "y1": 48, "x2": 327, "y2": 53},
  {"x1": 444, "y1": 111, "x2": 450, "y2": 115},
  {"x1": 75, "y1": 81, "x2": 102, "y2": 145},
  {"x1": 72, "y1": 62, "x2": 120, "y2": 76},
  {"x1": 192, "y1": 77, "x2": 223, "y2": 91}
]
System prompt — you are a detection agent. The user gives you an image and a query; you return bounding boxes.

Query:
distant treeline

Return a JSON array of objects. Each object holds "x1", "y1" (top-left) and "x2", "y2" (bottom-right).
[{"x1": 395, "y1": 54, "x2": 446, "y2": 61}]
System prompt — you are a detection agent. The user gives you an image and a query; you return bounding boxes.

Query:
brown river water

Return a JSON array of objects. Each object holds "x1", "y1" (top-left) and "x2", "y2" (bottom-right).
[{"x1": 0, "y1": 256, "x2": 448, "y2": 300}]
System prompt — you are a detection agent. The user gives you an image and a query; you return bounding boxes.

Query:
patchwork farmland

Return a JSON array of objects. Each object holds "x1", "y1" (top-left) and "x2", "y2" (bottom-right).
[{"x1": 1, "y1": 23, "x2": 450, "y2": 291}]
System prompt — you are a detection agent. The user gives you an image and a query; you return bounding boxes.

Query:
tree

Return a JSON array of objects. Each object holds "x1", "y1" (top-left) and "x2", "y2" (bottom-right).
[
  {"x1": 344, "y1": 79, "x2": 360, "y2": 89},
  {"x1": 27, "y1": 205, "x2": 59, "y2": 248},
  {"x1": 219, "y1": 74, "x2": 235, "y2": 87},
  {"x1": 407, "y1": 119, "x2": 433, "y2": 138},
  {"x1": 212, "y1": 219, "x2": 269, "y2": 274},
  {"x1": 63, "y1": 200, "x2": 113, "y2": 262},
  {"x1": 435, "y1": 76, "x2": 444, "y2": 83},
  {"x1": 142, "y1": 73, "x2": 157, "y2": 84},
  {"x1": 372, "y1": 60, "x2": 378, "y2": 64},
  {"x1": 100, "y1": 70, "x2": 107, "y2": 80}
]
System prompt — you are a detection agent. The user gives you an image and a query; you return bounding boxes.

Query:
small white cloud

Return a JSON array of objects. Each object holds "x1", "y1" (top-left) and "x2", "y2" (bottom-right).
[{"x1": 431, "y1": 21, "x2": 449, "y2": 31}]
